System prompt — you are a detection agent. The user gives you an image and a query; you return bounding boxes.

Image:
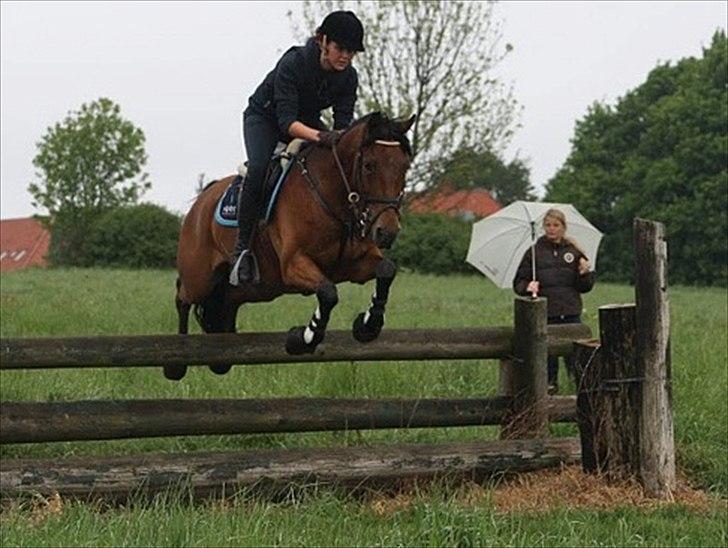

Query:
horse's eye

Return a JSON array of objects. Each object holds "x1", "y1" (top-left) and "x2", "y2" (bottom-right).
[{"x1": 364, "y1": 162, "x2": 376, "y2": 174}]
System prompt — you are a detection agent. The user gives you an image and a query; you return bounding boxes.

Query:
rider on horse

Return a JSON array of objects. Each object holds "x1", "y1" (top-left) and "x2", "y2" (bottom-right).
[{"x1": 230, "y1": 10, "x2": 365, "y2": 286}]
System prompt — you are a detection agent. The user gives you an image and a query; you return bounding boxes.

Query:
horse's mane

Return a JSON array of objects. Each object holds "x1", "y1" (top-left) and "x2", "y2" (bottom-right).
[{"x1": 346, "y1": 112, "x2": 414, "y2": 158}]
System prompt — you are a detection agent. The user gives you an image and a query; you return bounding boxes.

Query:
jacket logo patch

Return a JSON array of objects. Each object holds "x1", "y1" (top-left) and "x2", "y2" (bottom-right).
[{"x1": 564, "y1": 252, "x2": 575, "y2": 264}]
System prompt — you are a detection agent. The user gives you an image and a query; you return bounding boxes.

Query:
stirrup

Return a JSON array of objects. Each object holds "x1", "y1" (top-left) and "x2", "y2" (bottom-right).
[{"x1": 229, "y1": 249, "x2": 260, "y2": 286}]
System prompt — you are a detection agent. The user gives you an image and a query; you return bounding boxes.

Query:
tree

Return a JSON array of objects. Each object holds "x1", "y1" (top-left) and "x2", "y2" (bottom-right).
[
  {"x1": 545, "y1": 31, "x2": 727, "y2": 285},
  {"x1": 431, "y1": 147, "x2": 536, "y2": 206},
  {"x1": 28, "y1": 97, "x2": 151, "y2": 265},
  {"x1": 290, "y1": 1, "x2": 520, "y2": 188}
]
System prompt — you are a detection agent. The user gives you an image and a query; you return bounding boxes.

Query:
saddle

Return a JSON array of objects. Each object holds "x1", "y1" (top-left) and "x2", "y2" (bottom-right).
[{"x1": 214, "y1": 139, "x2": 306, "y2": 227}]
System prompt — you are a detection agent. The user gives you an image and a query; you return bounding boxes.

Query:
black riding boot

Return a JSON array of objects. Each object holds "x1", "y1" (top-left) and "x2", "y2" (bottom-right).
[{"x1": 229, "y1": 176, "x2": 260, "y2": 286}]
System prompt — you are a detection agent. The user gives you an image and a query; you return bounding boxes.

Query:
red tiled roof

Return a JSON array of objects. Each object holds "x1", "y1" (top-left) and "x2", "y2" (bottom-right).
[
  {"x1": 409, "y1": 187, "x2": 501, "y2": 218},
  {"x1": 0, "y1": 217, "x2": 50, "y2": 272}
]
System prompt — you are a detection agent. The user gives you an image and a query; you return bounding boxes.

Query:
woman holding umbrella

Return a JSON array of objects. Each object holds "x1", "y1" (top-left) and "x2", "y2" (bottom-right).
[{"x1": 512, "y1": 208, "x2": 595, "y2": 395}]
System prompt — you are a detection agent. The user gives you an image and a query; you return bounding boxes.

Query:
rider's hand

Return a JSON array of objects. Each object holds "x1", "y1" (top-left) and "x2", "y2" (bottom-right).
[
  {"x1": 526, "y1": 280, "x2": 540, "y2": 296},
  {"x1": 317, "y1": 130, "x2": 343, "y2": 148}
]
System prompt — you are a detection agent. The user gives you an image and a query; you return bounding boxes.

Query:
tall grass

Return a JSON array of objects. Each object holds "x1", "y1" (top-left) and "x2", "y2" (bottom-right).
[
  {"x1": 1, "y1": 492, "x2": 725, "y2": 547},
  {"x1": 0, "y1": 268, "x2": 726, "y2": 546}
]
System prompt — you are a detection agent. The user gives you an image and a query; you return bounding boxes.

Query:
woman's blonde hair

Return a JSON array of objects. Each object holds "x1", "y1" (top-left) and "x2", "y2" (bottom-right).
[
  {"x1": 543, "y1": 208, "x2": 567, "y2": 229},
  {"x1": 543, "y1": 208, "x2": 588, "y2": 258}
]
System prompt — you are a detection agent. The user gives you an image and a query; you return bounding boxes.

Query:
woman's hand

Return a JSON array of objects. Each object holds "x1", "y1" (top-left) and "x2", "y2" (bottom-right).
[
  {"x1": 526, "y1": 280, "x2": 540, "y2": 296},
  {"x1": 578, "y1": 258, "x2": 591, "y2": 275}
]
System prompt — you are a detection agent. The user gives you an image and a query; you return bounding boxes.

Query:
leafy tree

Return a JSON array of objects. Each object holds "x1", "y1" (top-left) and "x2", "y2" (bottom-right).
[
  {"x1": 430, "y1": 147, "x2": 535, "y2": 206},
  {"x1": 545, "y1": 30, "x2": 727, "y2": 285},
  {"x1": 291, "y1": 1, "x2": 519, "y2": 188},
  {"x1": 28, "y1": 97, "x2": 151, "y2": 265}
]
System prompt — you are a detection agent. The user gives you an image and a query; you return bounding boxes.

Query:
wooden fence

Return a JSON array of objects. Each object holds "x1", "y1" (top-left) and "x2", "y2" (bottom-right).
[{"x1": 0, "y1": 219, "x2": 674, "y2": 500}]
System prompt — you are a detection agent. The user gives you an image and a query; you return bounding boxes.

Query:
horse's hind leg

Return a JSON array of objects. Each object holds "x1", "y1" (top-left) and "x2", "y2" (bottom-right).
[
  {"x1": 208, "y1": 302, "x2": 239, "y2": 375},
  {"x1": 164, "y1": 278, "x2": 191, "y2": 381},
  {"x1": 353, "y1": 258, "x2": 397, "y2": 343}
]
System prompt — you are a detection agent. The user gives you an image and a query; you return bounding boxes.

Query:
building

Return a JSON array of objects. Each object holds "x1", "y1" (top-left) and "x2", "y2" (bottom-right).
[
  {"x1": 408, "y1": 186, "x2": 501, "y2": 221},
  {"x1": 0, "y1": 217, "x2": 50, "y2": 272}
]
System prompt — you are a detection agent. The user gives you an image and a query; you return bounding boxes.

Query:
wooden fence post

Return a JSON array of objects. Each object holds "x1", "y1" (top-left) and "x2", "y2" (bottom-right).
[
  {"x1": 501, "y1": 297, "x2": 548, "y2": 439},
  {"x1": 634, "y1": 218, "x2": 675, "y2": 499},
  {"x1": 573, "y1": 338, "x2": 601, "y2": 473},
  {"x1": 498, "y1": 359, "x2": 514, "y2": 397},
  {"x1": 602, "y1": 304, "x2": 641, "y2": 478}
]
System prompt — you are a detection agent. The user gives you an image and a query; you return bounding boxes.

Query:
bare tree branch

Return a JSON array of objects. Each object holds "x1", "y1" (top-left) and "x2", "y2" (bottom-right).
[{"x1": 290, "y1": 0, "x2": 519, "y2": 189}]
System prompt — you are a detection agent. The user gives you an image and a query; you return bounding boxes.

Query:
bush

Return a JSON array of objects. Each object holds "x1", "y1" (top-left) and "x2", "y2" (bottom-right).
[
  {"x1": 386, "y1": 212, "x2": 475, "y2": 275},
  {"x1": 47, "y1": 210, "x2": 97, "y2": 267},
  {"x1": 86, "y1": 204, "x2": 181, "y2": 268}
]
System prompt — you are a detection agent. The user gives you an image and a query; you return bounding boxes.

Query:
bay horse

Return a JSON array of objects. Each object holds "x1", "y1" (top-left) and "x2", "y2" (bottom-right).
[{"x1": 168, "y1": 112, "x2": 416, "y2": 380}]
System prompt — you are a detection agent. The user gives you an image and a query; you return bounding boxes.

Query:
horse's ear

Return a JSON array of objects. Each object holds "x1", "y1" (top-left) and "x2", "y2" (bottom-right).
[{"x1": 396, "y1": 114, "x2": 416, "y2": 135}]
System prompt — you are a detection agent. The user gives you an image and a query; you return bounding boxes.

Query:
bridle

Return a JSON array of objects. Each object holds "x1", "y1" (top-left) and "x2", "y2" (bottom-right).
[{"x1": 296, "y1": 138, "x2": 407, "y2": 240}]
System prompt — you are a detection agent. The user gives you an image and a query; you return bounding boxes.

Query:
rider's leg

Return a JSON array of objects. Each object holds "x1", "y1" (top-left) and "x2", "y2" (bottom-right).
[{"x1": 230, "y1": 112, "x2": 279, "y2": 285}]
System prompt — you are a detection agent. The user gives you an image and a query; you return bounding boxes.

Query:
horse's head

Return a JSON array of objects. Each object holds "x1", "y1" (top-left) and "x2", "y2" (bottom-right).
[{"x1": 336, "y1": 112, "x2": 416, "y2": 249}]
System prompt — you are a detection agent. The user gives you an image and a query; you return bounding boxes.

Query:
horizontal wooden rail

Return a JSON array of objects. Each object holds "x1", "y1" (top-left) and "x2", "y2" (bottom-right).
[
  {"x1": 0, "y1": 437, "x2": 581, "y2": 500},
  {"x1": 0, "y1": 396, "x2": 577, "y2": 444},
  {"x1": 0, "y1": 324, "x2": 591, "y2": 370}
]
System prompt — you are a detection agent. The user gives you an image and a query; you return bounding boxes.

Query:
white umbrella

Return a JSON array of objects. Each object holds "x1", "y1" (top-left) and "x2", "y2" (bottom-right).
[{"x1": 465, "y1": 201, "x2": 603, "y2": 289}]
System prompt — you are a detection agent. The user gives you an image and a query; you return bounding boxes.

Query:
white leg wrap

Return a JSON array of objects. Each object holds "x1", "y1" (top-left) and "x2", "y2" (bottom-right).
[{"x1": 304, "y1": 326, "x2": 315, "y2": 344}]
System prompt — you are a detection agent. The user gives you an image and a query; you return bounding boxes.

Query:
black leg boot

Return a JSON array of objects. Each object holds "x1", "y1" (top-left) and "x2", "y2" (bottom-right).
[{"x1": 229, "y1": 179, "x2": 260, "y2": 286}]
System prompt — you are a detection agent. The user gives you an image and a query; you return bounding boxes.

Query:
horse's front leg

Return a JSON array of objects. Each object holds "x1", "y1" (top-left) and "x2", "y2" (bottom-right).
[
  {"x1": 282, "y1": 254, "x2": 339, "y2": 355},
  {"x1": 352, "y1": 258, "x2": 397, "y2": 343}
]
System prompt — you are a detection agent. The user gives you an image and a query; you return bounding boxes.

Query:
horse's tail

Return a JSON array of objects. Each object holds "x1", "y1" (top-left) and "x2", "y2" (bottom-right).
[{"x1": 193, "y1": 265, "x2": 229, "y2": 333}]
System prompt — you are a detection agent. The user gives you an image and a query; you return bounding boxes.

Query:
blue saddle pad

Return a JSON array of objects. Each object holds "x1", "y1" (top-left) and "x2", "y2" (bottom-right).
[
  {"x1": 214, "y1": 157, "x2": 296, "y2": 228},
  {"x1": 214, "y1": 178, "x2": 242, "y2": 227}
]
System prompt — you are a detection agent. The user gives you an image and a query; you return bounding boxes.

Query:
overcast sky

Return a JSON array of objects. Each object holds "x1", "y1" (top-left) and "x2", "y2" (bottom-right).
[{"x1": 1, "y1": 1, "x2": 725, "y2": 219}]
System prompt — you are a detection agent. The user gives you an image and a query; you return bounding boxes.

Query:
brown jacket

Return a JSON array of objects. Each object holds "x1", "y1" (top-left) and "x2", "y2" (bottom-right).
[{"x1": 513, "y1": 236, "x2": 595, "y2": 317}]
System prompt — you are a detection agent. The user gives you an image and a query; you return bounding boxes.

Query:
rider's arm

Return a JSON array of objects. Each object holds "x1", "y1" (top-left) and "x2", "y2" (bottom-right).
[
  {"x1": 274, "y1": 51, "x2": 327, "y2": 143},
  {"x1": 287, "y1": 121, "x2": 323, "y2": 142},
  {"x1": 273, "y1": 53, "x2": 302, "y2": 137}
]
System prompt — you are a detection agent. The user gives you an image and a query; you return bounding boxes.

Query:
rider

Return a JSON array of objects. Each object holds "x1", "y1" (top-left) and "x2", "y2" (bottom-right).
[{"x1": 229, "y1": 10, "x2": 365, "y2": 286}]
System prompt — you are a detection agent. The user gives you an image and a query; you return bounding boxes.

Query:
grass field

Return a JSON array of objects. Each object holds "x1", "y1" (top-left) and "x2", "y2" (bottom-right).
[{"x1": 1, "y1": 267, "x2": 726, "y2": 546}]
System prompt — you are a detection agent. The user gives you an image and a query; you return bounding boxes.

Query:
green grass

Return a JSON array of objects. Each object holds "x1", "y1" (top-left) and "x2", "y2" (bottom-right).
[
  {"x1": 1, "y1": 267, "x2": 726, "y2": 546},
  {"x1": 1, "y1": 493, "x2": 725, "y2": 547}
]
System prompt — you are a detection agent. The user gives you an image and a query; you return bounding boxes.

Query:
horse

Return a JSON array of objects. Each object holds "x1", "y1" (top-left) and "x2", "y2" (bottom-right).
[{"x1": 167, "y1": 112, "x2": 416, "y2": 380}]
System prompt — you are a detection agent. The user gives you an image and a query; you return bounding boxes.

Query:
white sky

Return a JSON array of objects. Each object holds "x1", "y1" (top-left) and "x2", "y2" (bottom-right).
[{"x1": 1, "y1": 1, "x2": 725, "y2": 219}]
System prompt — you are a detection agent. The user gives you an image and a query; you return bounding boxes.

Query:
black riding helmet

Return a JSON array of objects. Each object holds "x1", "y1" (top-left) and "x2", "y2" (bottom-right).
[{"x1": 317, "y1": 11, "x2": 365, "y2": 52}]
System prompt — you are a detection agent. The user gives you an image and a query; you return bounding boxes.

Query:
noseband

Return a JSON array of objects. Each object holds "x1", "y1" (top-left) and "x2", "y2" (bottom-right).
[{"x1": 297, "y1": 139, "x2": 406, "y2": 240}]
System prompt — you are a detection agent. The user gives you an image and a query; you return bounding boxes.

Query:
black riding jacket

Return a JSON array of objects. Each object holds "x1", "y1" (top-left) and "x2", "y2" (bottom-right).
[
  {"x1": 246, "y1": 37, "x2": 358, "y2": 141},
  {"x1": 513, "y1": 236, "x2": 595, "y2": 317}
]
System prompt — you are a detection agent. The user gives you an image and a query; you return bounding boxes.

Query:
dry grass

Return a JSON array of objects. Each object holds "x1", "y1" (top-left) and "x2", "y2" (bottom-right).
[
  {"x1": 366, "y1": 465, "x2": 721, "y2": 516},
  {"x1": 490, "y1": 465, "x2": 717, "y2": 513}
]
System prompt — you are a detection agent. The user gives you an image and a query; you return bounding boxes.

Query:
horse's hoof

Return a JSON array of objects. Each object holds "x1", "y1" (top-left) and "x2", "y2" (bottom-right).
[
  {"x1": 163, "y1": 364, "x2": 187, "y2": 381},
  {"x1": 285, "y1": 326, "x2": 319, "y2": 355},
  {"x1": 209, "y1": 364, "x2": 232, "y2": 375},
  {"x1": 352, "y1": 312, "x2": 383, "y2": 343}
]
